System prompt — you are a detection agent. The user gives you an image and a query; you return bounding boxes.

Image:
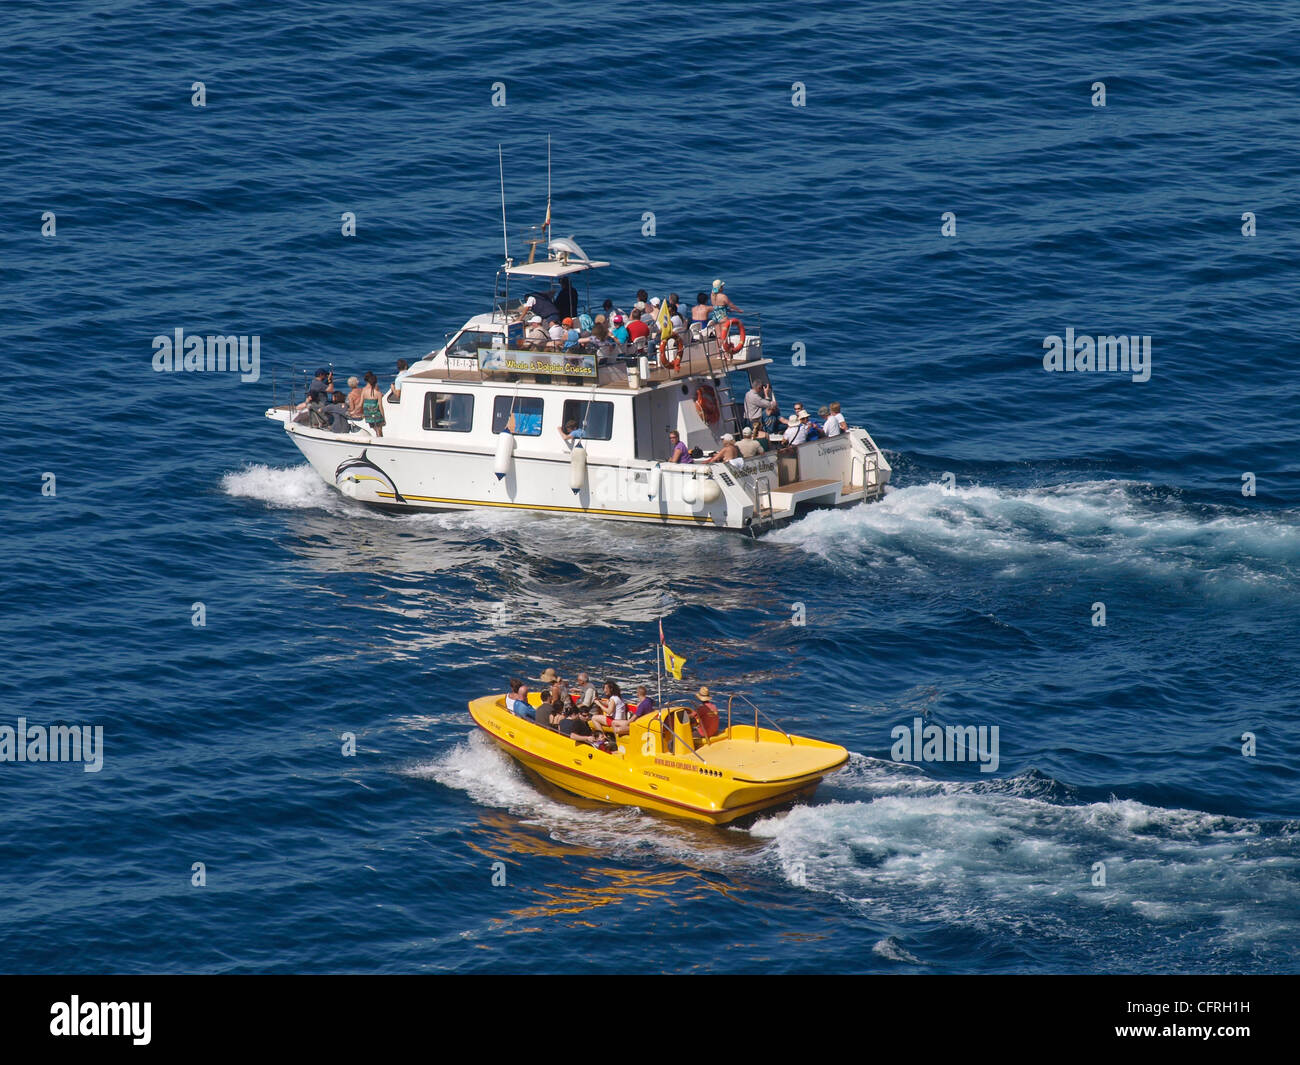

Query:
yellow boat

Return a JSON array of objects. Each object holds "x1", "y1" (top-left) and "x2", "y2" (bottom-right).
[{"x1": 469, "y1": 692, "x2": 849, "y2": 825}]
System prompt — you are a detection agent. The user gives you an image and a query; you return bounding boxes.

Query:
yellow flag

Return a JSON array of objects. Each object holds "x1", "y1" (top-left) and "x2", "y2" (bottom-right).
[
  {"x1": 656, "y1": 298, "x2": 672, "y2": 338},
  {"x1": 662, "y1": 643, "x2": 685, "y2": 680}
]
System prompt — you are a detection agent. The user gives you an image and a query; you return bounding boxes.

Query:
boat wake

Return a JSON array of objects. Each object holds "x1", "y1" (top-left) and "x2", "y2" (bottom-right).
[
  {"x1": 777, "y1": 479, "x2": 1300, "y2": 595},
  {"x1": 416, "y1": 737, "x2": 1300, "y2": 970},
  {"x1": 750, "y1": 753, "x2": 1300, "y2": 969}
]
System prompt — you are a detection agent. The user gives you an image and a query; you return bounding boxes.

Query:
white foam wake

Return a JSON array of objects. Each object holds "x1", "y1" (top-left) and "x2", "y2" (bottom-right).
[{"x1": 776, "y1": 479, "x2": 1300, "y2": 588}]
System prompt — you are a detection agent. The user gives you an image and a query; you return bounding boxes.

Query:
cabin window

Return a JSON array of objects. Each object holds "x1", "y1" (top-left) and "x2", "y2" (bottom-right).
[
  {"x1": 423, "y1": 392, "x2": 475, "y2": 433},
  {"x1": 492, "y1": 395, "x2": 543, "y2": 436},
  {"x1": 561, "y1": 399, "x2": 614, "y2": 441},
  {"x1": 448, "y1": 330, "x2": 501, "y2": 358}
]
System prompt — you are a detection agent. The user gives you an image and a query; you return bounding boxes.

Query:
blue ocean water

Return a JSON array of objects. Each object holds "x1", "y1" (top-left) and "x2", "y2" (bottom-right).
[{"x1": 2, "y1": 0, "x2": 1298, "y2": 973}]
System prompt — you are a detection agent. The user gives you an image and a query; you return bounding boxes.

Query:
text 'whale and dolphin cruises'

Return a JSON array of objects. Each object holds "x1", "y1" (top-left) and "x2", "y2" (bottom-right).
[{"x1": 266, "y1": 227, "x2": 890, "y2": 534}]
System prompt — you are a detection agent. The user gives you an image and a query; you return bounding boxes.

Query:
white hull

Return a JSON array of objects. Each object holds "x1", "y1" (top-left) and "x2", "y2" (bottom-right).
[{"x1": 271, "y1": 416, "x2": 889, "y2": 533}]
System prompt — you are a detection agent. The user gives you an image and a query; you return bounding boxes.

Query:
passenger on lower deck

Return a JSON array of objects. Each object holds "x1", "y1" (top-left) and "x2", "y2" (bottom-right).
[
  {"x1": 505, "y1": 679, "x2": 532, "y2": 720},
  {"x1": 689, "y1": 686, "x2": 721, "y2": 741},
  {"x1": 736, "y1": 425, "x2": 764, "y2": 458}
]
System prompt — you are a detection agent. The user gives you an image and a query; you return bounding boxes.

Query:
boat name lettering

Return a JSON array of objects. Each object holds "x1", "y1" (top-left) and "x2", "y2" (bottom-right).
[
  {"x1": 643, "y1": 770, "x2": 670, "y2": 781},
  {"x1": 478, "y1": 347, "x2": 595, "y2": 377},
  {"x1": 654, "y1": 757, "x2": 698, "y2": 772},
  {"x1": 816, "y1": 441, "x2": 849, "y2": 457}
]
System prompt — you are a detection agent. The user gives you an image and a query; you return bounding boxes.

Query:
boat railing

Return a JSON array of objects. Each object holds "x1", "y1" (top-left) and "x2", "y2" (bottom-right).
[{"x1": 725, "y1": 694, "x2": 795, "y2": 745}]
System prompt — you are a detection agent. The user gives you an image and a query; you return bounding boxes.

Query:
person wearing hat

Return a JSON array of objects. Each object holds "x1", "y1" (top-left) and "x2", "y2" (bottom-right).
[
  {"x1": 611, "y1": 313, "x2": 629, "y2": 346},
  {"x1": 782, "y1": 408, "x2": 811, "y2": 447},
  {"x1": 709, "y1": 279, "x2": 744, "y2": 328},
  {"x1": 538, "y1": 668, "x2": 570, "y2": 706},
  {"x1": 524, "y1": 315, "x2": 548, "y2": 349},
  {"x1": 690, "y1": 687, "x2": 720, "y2": 740},
  {"x1": 515, "y1": 291, "x2": 560, "y2": 323},
  {"x1": 702, "y1": 433, "x2": 742, "y2": 467},
  {"x1": 737, "y1": 424, "x2": 764, "y2": 458}
]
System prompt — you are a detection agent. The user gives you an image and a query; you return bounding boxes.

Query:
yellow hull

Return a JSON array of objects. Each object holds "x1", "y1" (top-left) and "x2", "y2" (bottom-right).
[{"x1": 469, "y1": 695, "x2": 848, "y2": 826}]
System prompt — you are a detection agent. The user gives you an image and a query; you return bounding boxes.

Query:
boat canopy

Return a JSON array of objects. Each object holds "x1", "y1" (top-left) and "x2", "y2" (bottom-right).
[{"x1": 504, "y1": 258, "x2": 609, "y2": 278}]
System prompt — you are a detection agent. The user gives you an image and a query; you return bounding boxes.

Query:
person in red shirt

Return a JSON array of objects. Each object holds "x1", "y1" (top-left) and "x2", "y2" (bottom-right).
[
  {"x1": 690, "y1": 686, "x2": 720, "y2": 741},
  {"x1": 624, "y1": 309, "x2": 651, "y2": 345}
]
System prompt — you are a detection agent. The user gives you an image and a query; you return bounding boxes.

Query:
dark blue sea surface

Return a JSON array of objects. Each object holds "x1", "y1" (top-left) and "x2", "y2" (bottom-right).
[{"x1": 2, "y1": 1, "x2": 1298, "y2": 973}]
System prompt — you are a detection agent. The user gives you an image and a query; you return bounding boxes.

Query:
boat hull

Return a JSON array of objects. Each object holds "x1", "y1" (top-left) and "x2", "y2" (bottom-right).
[
  {"x1": 272, "y1": 414, "x2": 889, "y2": 533},
  {"x1": 469, "y1": 696, "x2": 847, "y2": 825}
]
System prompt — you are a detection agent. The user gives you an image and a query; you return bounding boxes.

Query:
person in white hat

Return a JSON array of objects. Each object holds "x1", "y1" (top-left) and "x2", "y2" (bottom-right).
[
  {"x1": 782, "y1": 409, "x2": 810, "y2": 447},
  {"x1": 702, "y1": 433, "x2": 741, "y2": 467},
  {"x1": 709, "y1": 279, "x2": 744, "y2": 328}
]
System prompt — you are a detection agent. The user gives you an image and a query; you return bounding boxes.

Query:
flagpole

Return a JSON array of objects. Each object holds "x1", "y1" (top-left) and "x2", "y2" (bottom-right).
[{"x1": 656, "y1": 618, "x2": 663, "y2": 713}]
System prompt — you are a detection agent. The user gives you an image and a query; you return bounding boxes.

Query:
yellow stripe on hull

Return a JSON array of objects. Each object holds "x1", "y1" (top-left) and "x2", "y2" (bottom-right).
[{"x1": 377, "y1": 491, "x2": 715, "y2": 524}]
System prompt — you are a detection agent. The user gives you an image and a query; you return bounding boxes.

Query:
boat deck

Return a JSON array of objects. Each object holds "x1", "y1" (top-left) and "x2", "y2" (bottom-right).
[{"x1": 696, "y1": 737, "x2": 845, "y2": 780}]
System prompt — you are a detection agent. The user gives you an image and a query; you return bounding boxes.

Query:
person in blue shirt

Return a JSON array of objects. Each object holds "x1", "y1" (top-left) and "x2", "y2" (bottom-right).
[{"x1": 558, "y1": 420, "x2": 587, "y2": 446}]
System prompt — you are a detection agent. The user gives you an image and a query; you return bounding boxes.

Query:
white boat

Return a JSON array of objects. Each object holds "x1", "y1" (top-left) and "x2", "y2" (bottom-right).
[{"x1": 264, "y1": 237, "x2": 890, "y2": 534}]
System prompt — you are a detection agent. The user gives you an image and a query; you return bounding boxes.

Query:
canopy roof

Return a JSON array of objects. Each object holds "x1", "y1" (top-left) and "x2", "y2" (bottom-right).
[{"x1": 504, "y1": 258, "x2": 609, "y2": 278}]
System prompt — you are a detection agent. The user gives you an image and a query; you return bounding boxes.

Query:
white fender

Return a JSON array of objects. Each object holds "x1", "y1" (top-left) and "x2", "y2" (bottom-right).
[
  {"x1": 682, "y1": 475, "x2": 698, "y2": 505},
  {"x1": 569, "y1": 444, "x2": 587, "y2": 494},
  {"x1": 493, "y1": 432, "x2": 514, "y2": 480},
  {"x1": 648, "y1": 462, "x2": 662, "y2": 501},
  {"x1": 699, "y1": 475, "x2": 722, "y2": 504}
]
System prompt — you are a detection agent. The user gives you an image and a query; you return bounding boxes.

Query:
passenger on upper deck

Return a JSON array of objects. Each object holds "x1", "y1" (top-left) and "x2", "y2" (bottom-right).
[
  {"x1": 709, "y1": 279, "x2": 744, "y2": 327},
  {"x1": 625, "y1": 309, "x2": 650, "y2": 346},
  {"x1": 524, "y1": 315, "x2": 549, "y2": 349},
  {"x1": 611, "y1": 314, "x2": 629, "y2": 346},
  {"x1": 668, "y1": 430, "x2": 693, "y2": 465},
  {"x1": 516, "y1": 293, "x2": 560, "y2": 324},
  {"x1": 554, "y1": 276, "x2": 579, "y2": 320},
  {"x1": 692, "y1": 292, "x2": 712, "y2": 326}
]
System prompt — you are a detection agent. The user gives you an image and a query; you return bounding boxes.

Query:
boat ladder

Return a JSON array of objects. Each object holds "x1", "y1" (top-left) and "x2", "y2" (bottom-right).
[{"x1": 751, "y1": 475, "x2": 775, "y2": 532}]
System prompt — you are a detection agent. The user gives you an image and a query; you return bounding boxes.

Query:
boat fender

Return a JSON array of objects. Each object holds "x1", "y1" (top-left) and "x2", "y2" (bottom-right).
[
  {"x1": 682, "y1": 476, "x2": 698, "y2": 506},
  {"x1": 493, "y1": 431, "x2": 515, "y2": 480},
  {"x1": 649, "y1": 462, "x2": 662, "y2": 501},
  {"x1": 719, "y1": 318, "x2": 746, "y2": 356},
  {"x1": 569, "y1": 443, "x2": 587, "y2": 494},
  {"x1": 699, "y1": 476, "x2": 722, "y2": 504}
]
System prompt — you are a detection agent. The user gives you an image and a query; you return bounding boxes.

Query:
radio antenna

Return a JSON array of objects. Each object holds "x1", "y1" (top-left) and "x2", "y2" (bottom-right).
[{"x1": 498, "y1": 145, "x2": 509, "y2": 263}]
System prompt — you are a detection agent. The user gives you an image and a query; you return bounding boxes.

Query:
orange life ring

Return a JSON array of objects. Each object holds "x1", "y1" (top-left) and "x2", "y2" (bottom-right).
[
  {"x1": 695, "y1": 385, "x2": 720, "y2": 425},
  {"x1": 659, "y1": 334, "x2": 681, "y2": 370},
  {"x1": 719, "y1": 318, "x2": 746, "y2": 356}
]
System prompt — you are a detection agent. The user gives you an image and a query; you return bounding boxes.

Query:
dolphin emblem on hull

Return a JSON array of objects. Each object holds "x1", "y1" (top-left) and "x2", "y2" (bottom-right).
[{"x1": 335, "y1": 449, "x2": 407, "y2": 504}]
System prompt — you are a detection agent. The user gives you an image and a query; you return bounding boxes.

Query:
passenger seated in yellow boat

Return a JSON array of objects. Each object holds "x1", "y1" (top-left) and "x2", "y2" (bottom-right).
[
  {"x1": 556, "y1": 703, "x2": 602, "y2": 747},
  {"x1": 505, "y1": 679, "x2": 533, "y2": 721},
  {"x1": 591, "y1": 681, "x2": 630, "y2": 736},
  {"x1": 689, "y1": 686, "x2": 721, "y2": 741}
]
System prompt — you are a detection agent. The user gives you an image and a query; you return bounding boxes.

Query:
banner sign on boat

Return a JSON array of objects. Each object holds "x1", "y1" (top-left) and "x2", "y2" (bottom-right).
[{"x1": 477, "y1": 347, "x2": 596, "y2": 377}]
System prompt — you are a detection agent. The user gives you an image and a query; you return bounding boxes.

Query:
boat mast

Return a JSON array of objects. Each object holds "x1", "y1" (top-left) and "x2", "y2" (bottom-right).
[{"x1": 498, "y1": 145, "x2": 509, "y2": 264}]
